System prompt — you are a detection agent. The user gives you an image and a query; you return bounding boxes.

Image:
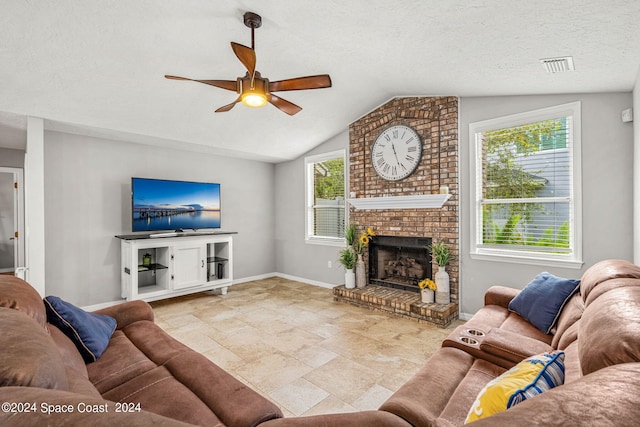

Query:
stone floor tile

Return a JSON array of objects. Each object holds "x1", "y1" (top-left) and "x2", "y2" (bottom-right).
[
  {"x1": 268, "y1": 378, "x2": 330, "y2": 416},
  {"x1": 150, "y1": 278, "x2": 464, "y2": 416},
  {"x1": 351, "y1": 384, "x2": 395, "y2": 411}
]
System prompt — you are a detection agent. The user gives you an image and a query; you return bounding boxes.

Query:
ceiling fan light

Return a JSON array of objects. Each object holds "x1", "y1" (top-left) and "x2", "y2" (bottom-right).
[{"x1": 241, "y1": 91, "x2": 267, "y2": 108}]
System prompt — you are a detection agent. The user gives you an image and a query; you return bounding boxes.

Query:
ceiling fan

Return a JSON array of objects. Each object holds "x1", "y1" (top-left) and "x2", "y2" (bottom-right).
[{"x1": 165, "y1": 12, "x2": 332, "y2": 116}]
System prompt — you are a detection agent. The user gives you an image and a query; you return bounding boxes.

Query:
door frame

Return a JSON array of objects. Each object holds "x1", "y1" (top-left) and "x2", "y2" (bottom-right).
[{"x1": 0, "y1": 167, "x2": 24, "y2": 273}]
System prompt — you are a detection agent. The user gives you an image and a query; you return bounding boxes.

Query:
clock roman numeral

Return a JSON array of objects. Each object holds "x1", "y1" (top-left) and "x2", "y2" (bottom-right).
[
  {"x1": 384, "y1": 134, "x2": 391, "y2": 142},
  {"x1": 406, "y1": 155, "x2": 415, "y2": 162},
  {"x1": 392, "y1": 129, "x2": 398, "y2": 139},
  {"x1": 377, "y1": 157, "x2": 386, "y2": 167},
  {"x1": 407, "y1": 146, "x2": 417, "y2": 152},
  {"x1": 405, "y1": 137, "x2": 414, "y2": 144},
  {"x1": 383, "y1": 163, "x2": 390, "y2": 173}
]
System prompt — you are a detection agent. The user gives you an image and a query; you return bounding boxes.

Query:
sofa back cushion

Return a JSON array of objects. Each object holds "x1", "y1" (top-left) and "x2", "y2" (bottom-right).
[
  {"x1": 0, "y1": 308, "x2": 68, "y2": 390},
  {"x1": 579, "y1": 259, "x2": 640, "y2": 306},
  {"x1": 550, "y1": 293, "x2": 584, "y2": 349},
  {"x1": 0, "y1": 275, "x2": 47, "y2": 328},
  {"x1": 579, "y1": 285, "x2": 640, "y2": 375},
  {"x1": 48, "y1": 325, "x2": 90, "y2": 378}
]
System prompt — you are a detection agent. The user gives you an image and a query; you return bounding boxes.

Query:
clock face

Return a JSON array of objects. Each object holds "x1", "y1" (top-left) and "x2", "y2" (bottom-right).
[{"x1": 371, "y1": 125, "x2": 422, "y2": 181}]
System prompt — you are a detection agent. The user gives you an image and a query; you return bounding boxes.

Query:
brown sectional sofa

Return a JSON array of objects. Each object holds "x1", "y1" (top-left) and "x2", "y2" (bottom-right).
[
  {"x1": 0, "y1": 274, "x2": 283, "y2": 426},
  {"x1": 262, "y1": 259, "x2": 640, "y2": 426},
  {"x1": 2, "y1": 259, "x2": 640, "y2": 426}
]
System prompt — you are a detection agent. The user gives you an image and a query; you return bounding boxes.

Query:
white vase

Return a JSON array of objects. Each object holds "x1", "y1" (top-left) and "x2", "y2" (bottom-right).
[
  {"x1": 421, "y1": 289, "x2": 434, "y2": 303},
  {"x1": 435, "y1": 266, "x2": 450, "y2": 304},
  {"x1": 355, "y1": 254, "x2": 366, "y2": 288},
  {"x1": 345, "y1": 269, "x2": 356, "y2": 289}
]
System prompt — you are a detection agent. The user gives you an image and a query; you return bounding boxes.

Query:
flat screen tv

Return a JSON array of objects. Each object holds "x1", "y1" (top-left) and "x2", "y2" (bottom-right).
[{"x1": 131, "y1": 177, "x2": 221, "y2": 232}]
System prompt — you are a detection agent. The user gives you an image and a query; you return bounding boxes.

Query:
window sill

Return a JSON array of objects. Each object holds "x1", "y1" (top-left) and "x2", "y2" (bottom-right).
[
  {"x1": 305, "y1": 237, "x2": 345, "y2": 248},
  {"x1": 470, "y1": 251, "x2": 583, "y2": 269}
]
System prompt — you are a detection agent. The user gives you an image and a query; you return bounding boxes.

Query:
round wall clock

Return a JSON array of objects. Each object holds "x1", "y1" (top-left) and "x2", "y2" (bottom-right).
[{"x1": 371, "y1": 125, "x2": 422, "y2": 181}]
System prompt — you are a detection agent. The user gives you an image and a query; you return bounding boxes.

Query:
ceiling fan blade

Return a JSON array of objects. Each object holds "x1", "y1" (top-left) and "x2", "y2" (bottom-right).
[
  {"x1": 230, "y1": 42, "x2": 256, "y2": 76},
  {"x1": 165, "y1": 75, "x2": 237, "y2": 91},
  {"x1": 267, "y1": 94, "x2": 302, "y2": 116},
  {"x1": 269, "y1": 74, "x2": 332, "y2": 92},
  {"x1": 215, "y1": 96, "x2": 241, "y2": 113}
]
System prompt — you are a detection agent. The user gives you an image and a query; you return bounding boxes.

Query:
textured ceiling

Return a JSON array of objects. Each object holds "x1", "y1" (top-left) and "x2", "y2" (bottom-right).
[{"x1": 1, "y1": 1, "x2": 639, "y2": 161}]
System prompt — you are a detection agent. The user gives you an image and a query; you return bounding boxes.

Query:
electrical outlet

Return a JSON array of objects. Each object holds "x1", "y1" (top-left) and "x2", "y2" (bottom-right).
[{"x1": 327, "y1": 260, "x2": 332, "y2": 268}]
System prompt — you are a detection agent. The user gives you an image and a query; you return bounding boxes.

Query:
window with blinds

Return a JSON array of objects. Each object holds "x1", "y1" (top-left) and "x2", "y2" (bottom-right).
[
  {"x1": 470, "y1": 102, "x2": 582, "y2": 267},
  {"x1": 305, "y1": 150, "x2": 346, "y2": 245}
]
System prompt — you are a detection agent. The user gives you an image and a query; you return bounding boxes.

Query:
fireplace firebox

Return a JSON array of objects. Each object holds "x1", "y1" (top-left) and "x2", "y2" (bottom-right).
[{"x1": 368, "y1": 236, "x2": 432, "y2": 293}]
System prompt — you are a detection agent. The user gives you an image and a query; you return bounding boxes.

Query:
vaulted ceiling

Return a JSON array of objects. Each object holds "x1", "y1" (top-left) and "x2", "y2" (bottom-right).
[{"x1": 1, "y1": 1, "x2": 639, "y2": 162}]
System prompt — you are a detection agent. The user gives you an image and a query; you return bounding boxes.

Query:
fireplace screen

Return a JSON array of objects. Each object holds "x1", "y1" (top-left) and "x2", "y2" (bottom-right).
[{"x1": 369, "y1": 236, "x2": 432, "y2": 293}]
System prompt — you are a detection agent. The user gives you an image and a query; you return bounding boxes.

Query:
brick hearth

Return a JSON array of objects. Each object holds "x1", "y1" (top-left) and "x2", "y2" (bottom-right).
[{"x1": 333, "y1": 284, "x2": 458, "y2": 328}]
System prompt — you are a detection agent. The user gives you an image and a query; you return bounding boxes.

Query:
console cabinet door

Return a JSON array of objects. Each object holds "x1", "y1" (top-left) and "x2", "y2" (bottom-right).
[{"x1": 172, "y1": 243, "x2": 207, "y2": 290}]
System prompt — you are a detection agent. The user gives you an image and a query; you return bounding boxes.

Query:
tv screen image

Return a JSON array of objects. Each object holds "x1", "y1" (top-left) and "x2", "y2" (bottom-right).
[{"x1": 132, "y1": 178, "x2": 221, "y2": 232}]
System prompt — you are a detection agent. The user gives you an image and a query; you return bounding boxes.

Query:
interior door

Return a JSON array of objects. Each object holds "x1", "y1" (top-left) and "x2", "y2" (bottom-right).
[{"x1": 0, "y1": 168, "x2": 23, "y2": 273}]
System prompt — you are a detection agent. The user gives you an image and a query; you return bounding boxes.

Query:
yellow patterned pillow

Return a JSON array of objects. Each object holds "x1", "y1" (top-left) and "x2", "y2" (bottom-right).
[{"x1": 464, "y1": 351, "x2": 565, "y2": 423}]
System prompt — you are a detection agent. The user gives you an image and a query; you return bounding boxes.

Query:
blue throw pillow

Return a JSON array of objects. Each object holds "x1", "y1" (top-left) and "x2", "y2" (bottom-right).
[
  {"x1": 508, "y1": 273, "x2": 580, "y2": 334},
  {"x1": 44, "y1": 296, "x2": 116, "y2": 363}
]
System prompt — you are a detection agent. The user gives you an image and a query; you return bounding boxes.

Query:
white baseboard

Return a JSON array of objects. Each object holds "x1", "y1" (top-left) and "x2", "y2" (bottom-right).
[
  {"x1": 82, "y1": 299, "x2": 126, "y2": 312},
  {"x1": 232, "y1": 272, "x2": 280, "y2": 284},
  {"x1": 272, "y1": 273, "x2": 337, "y2": 289},
  {"x1": 217, "y1": 272, "x2": 337, "y2": 289},
  {"x1": 458, "y1": 311, "x2": 474, "y2": 321},
  {"x1": 233, "y1": 272, "x2": 336, "y2": 289},
  {"x1": 82, "y1": 273, "x2": 335, "y2": 311}
]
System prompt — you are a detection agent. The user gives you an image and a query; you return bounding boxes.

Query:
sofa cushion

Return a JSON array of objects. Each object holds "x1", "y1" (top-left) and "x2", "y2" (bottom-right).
[
  {"x1": 44, "y1": 296, "x2": 116, "y2": 363},
  {"x1": 579, "y1": 259, "x2": 640, "y2": 305},
  {"x1": 465, "y1": 351, "x2": 565, "y2": 423},
  {"x1": 101, "y1": 365, "x2": 223, "y2": 426},
  {"x1": 550, "y1": 292, "x2": 584, "y2": 349},
  {"x1": 87, "y1": 328, "x2": 157, "y2": 394},
  {"x1": 381, "y1": 347, "x2": 477, "y2": 427},
  {"x1": 0, "y1": 275, "x2": 47, "y2": 328},
  {"x1": 579, "y1": 286, "x2": 640, "y2": 375},
  {"x1": 508, "y1": 272, "x2": 580, "y2": 334},
  {"x1": 0, "y1": 308, "x2": 68, "y2": 390},
  {"x1": 48, "y1": 325, "x2": 90, "y2": 378},
  {"x1": 461, "y1": 363, "x2": 640, "y2": 427}
]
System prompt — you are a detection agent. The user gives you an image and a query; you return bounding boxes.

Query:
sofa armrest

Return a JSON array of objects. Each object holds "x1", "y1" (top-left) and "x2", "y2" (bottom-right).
[
  {"x1": 467, "y1": 363, "x2": 640, "y2": 426},
  {"x1": 259, "y1": 410, "x2": 412, "y2": 427},
  {"x1": 93, "y1": 300, "x2": 154, "y2": 329},
  {"x1": 484, "y1": 286, "x2": 520, "y2": 308},
  {"x1": 479, "y1": 328, "x2": 553, "y2": 364},
  {"x1": 0, "y1": 386, "x2": 195, "y2": 426}
]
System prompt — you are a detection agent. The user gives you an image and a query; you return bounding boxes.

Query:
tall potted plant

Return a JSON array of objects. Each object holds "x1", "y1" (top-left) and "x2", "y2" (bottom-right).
[
  {"x1": 430, "y1": 242, "x2": 451, "y2": 304},
  {"x1": 339, "y1": 247, "x2": 357, "y2": 289}
]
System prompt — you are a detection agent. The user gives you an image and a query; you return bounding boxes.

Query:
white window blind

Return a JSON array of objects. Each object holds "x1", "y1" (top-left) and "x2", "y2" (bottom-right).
[{"x1": 470, "y1": 102, "x2": 582, "y2": 268}]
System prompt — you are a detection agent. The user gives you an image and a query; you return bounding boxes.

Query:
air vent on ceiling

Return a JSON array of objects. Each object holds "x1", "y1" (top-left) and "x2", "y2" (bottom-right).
[{"x1": 540, "y1": 56, "x2": 575, "y2": 73}]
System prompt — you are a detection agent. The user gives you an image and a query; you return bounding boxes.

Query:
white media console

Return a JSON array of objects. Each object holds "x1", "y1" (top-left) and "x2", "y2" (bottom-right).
[{"x1": 116, "y1": 232, "x2": 234, "y2": 302}]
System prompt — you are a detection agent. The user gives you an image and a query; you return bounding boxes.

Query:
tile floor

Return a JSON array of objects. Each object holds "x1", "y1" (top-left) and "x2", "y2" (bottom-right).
[{"x1": 150, "y1": 277, "x2": 464, "y2": 418}]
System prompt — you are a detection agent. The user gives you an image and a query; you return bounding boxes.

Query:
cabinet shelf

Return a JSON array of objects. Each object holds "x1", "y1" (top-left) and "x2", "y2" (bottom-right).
[
  {"x1": 138, "y1": 263, "x2": 168, "y2": 272},
  {"x1": 207, "y1": 256, "x2": 228, "y2": 263}
]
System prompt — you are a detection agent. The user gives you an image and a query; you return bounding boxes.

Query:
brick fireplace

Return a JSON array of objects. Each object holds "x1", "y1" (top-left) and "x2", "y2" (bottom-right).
[
  {"x1": 369, "y1": 235, "x2": 432, "y2": 293},
  {"x1": 333, "y1": 96, "x2": 459, "y2": 327}
]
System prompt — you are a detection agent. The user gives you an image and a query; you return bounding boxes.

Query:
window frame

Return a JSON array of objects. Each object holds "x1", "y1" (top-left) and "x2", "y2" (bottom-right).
[
  {"x1": 304, "y1": 149, "x2": 347, "y2": 247},
  {"x1": 469, "y1": 102, "x2": 583, "y2": 268}
]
